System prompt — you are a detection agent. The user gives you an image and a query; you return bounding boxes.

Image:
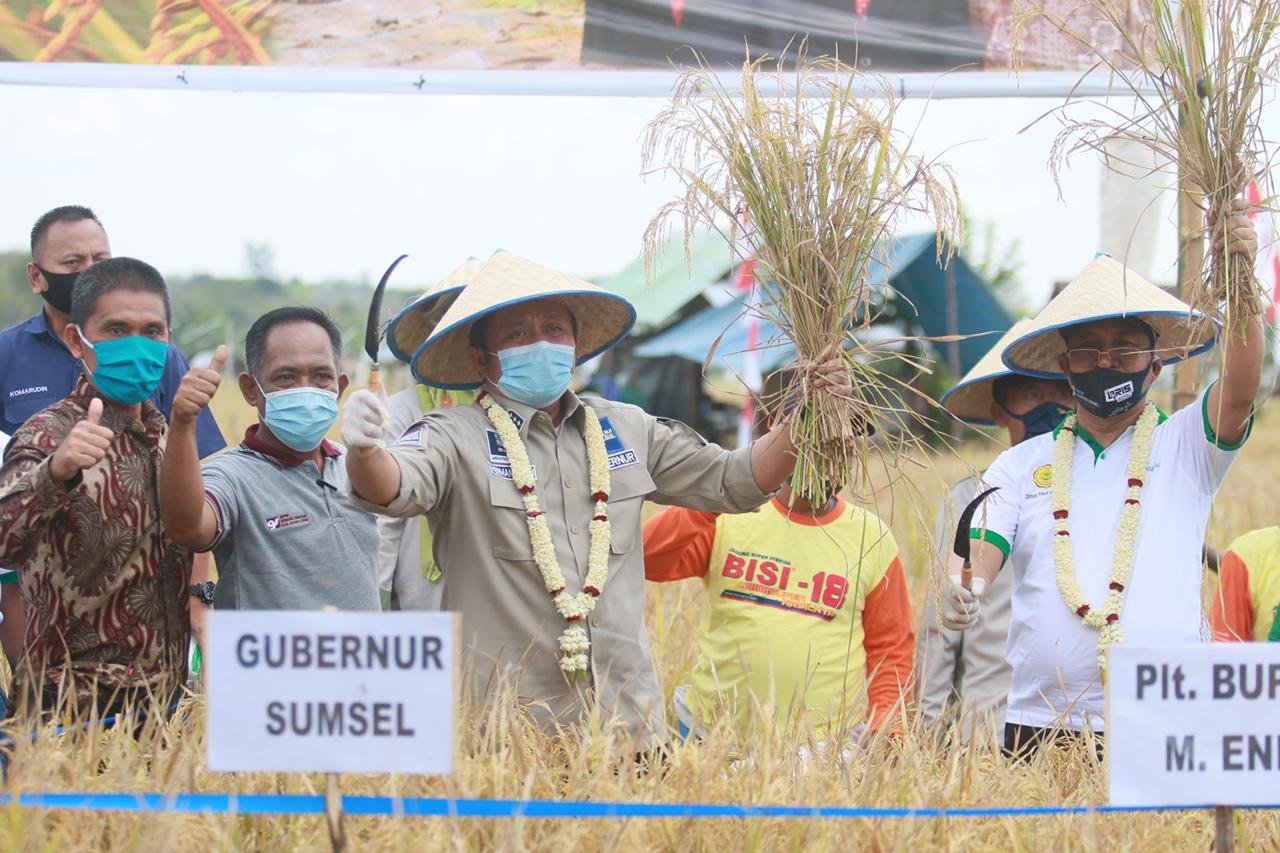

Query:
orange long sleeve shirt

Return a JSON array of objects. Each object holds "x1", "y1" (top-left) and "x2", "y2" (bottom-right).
[{"x1": 644, "y1": 498, "x2": 915, "y2": 732}]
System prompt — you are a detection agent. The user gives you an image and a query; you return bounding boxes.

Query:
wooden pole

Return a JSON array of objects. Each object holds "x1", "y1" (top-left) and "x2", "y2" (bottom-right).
[
  {"x1": 1214, "y1": 805, "x2": 1235, "y2": 852},
  {"x1": 325, "y1": 772, "x2": 348, "y2": 852},
  {"x1": 1174, "y1": 5, "x2": 1206, "y2": 413}
]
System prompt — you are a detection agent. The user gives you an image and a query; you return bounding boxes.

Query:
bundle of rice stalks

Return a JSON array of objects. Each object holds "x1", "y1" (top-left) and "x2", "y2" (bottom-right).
[
  {"x1": 1028, "y1": 0, "x2": 1280, "y2": 324},
  {"x1": 642, "y1": 53, "x2": 963, "y2": 501}
]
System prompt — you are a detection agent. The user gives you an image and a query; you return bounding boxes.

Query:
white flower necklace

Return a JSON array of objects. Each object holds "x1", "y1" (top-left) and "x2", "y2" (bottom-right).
[
  {"x1": 1051, "y1": 401, "x2": 1159, "y2": 675},
  {"x1": 478, "y1": 391, "x2": 612, "y2": 682}
]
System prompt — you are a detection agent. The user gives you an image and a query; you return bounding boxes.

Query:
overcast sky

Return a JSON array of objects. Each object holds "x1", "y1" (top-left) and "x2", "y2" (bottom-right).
[{"x1": 1, "y1": 80, "x2": 1273, "y2": 313}]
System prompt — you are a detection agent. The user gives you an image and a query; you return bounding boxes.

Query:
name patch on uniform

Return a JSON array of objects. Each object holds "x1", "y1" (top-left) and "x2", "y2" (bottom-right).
[
  {"x1": 486, "y1": 429, "x2": 535, "y2": 481},
  {"x1": 598, "y1": 416, "x2": 638, "y2": 470},
  {"x1": 265, "y1": 513, "x2": 310, "y2": 531},
  {"x1": 391, "y1": 427, "x2": 423, "y2": 448},
  {"x1": 8, "y1": 385, "x2": 48, "y2": 398}
]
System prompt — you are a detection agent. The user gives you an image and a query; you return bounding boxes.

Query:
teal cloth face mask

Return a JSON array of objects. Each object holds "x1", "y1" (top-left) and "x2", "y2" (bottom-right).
[
  {"x1": 492, "y1": 341, "x2": 575, "y2": 408},
  {"x1": 76, "y1": 327, "x2": 168, "y2": 405},
  {"x1": 256, "y1": 382, "x2": 339, "y2": 452}
]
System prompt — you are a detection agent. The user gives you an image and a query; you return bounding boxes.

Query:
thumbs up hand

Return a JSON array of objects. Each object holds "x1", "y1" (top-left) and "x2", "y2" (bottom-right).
[
  {"x1": 173, "y1": 345, "x2": 228, "y2": 428},
  {"x1": 50, "y1": 397, "x2": 115, "y2": 483}
]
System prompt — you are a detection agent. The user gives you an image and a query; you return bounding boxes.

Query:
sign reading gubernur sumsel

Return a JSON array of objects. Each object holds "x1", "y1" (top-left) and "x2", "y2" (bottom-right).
[
  {"x1": 1109, "y1": 644, "x2": 1280, "y2": 806},
  {"x1": 206, "y1": 611, "x2": 457, "y2": 774}
]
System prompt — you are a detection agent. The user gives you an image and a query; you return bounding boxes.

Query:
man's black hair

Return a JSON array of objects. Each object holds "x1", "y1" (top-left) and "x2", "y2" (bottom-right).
[
  {"x1": 70, "y1": 257, "x2": 170, "y2": 329},
  {"x1": 1058, "y1": 316, "x2": 1158, "y2": 348},
  {"x1": 30, "y1": 205, "x2": 104, "y2": 259},
  {"x1": 467, "y1": 302, "x2": 579, "y2": 349},
  {"x1": 245, "y1": 306, "x2": 343, "y2": 378}
]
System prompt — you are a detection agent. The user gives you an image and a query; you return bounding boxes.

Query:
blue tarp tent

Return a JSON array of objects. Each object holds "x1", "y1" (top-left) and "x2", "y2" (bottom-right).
[{"x1": 633, "y1": 233, "x2": 1013, "y2": 376}]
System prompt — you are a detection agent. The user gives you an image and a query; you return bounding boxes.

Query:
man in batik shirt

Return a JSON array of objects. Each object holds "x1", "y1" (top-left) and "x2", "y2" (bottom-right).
[{"x1": 0, "y1": 257, "x2": 191, "y2": 719}]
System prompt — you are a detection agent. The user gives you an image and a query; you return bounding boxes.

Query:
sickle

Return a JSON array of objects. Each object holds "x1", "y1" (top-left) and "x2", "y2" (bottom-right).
[
  {"x1": 364, "y1": 254, "x2": 408, "y2": 394},
  {"x1": 953, "y1": 486, "x2": 1000, "y2": 590}
]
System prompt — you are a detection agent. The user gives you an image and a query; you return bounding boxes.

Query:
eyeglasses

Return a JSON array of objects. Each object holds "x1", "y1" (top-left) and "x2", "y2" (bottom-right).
[{"x1": 1064, "y1": 347, "x2": 1154, "y2": 373}]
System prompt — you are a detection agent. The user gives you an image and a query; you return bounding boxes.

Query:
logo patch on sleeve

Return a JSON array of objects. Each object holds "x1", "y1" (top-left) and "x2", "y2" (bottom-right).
[
  {"x1": 598, "y1": 416, "x2": 639, "y2": 469},
  {"x1": 390, "y1": 427, "x2": 424, "y2": 448}
]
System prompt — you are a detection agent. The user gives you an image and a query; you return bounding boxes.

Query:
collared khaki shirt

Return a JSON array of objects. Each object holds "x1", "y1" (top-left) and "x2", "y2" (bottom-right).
[{"x1": 350, "y1": 388, "x2": 768, "y2": 744}]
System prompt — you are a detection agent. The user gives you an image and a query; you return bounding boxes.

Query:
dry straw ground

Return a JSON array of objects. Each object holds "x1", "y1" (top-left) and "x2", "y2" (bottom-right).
[{"x1": 2, "y1": 380, "x2": 1276, "y2": 850}]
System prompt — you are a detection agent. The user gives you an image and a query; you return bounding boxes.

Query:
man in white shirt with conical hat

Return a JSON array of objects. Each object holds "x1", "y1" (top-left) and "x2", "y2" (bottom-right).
[
  {"x1": 942, "y1": 209, "x2": 1260, "y2": 758},
  {"x1": 917, "y1": 319, "x2": 1073, "y2": 742},
  {"x1": 340, "y1": 250, "x2": 851, "y2": 748},
  {"x1": 375, "y1": 259, "x2": 482, "y2": 611}
]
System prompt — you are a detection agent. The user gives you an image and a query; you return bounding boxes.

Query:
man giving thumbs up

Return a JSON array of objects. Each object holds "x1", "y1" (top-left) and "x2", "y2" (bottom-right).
[{"x1": 0, "y1": 258, "x2": 194, "y2": 722}]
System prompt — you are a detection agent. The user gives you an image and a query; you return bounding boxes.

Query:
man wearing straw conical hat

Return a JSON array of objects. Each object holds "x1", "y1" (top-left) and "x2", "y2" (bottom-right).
[
  {"x1": 341, "y1": 250, "x2": 851, "y2": 746},
  {"x1": 375, "y1": 260, "x2": 482, "y2": 611},
  {"x1": 942, "y1": 209, "x2": 1260, "y2": 758},
  {"x1": 917, "y1": 320, "x2": 1073, "y2": 743}
]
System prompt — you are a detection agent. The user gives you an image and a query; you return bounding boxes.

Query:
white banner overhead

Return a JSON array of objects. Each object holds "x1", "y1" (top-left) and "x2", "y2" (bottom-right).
[
  {"x1": 1109, "y1": 643, "x2": 1280, "y2": 808},
  {"x1": 0, "y1": 62, "x2": 1160, "y2": 99}
]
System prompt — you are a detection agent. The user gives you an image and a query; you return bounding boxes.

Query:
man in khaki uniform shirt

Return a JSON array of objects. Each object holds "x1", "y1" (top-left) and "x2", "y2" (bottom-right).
[{"x1": 343, "y1": 251, "x2": 850, "y2": 746}]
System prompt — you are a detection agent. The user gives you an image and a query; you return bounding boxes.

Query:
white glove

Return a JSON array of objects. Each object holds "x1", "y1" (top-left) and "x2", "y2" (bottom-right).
[
  {"x1": 941, "y1": 574, "x2": 986, "y2": 631},
  {"x1": 341, "y1": 389, "x2": 389, "y2": 449}
]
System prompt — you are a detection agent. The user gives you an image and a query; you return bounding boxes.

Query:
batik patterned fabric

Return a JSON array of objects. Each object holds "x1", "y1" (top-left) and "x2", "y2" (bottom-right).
[{"x1": 0, "y1": 376, "x2": 191, "y2": 714}]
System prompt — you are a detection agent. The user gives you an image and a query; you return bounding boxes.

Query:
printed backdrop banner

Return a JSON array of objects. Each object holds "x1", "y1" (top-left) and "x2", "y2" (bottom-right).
[{"x1": 0, "y1": 1, "x2": 1147, "y2": 74}]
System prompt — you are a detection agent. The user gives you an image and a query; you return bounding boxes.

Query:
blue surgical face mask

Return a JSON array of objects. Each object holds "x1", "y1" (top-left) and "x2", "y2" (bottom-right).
[
  {"x1": 490, "y1": 341, "x2": 575, "y2": 408},
  {"x1": 1003, "y1": 400, "x2": 1070, "y2": 443},
  {"x1": 76, "y1": 326, "x2": 168, "y2": 405},
  {"x1": 256, "y1": 381, "x2": 339, "y2": 452}
]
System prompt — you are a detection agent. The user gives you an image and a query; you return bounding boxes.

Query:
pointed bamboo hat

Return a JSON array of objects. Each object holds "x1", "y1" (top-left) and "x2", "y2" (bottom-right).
[
  {"x1": 385, "y1": 258, "x2": 484, "y2": 364},
  {"x1": 1001, "y1": 255, "x2": 1217, "y2": 377},
  {"x1": 412, "y1": 250, "x2": 636, "y2": 389},
  {"x1": 940, "y1": 319, "x2": 1048, "y2": 425}
]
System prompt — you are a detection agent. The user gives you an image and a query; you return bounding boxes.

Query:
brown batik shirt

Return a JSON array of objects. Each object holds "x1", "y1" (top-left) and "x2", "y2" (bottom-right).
[{"x1": 0, "y1": 376, "x2": 191, "y2": 714}]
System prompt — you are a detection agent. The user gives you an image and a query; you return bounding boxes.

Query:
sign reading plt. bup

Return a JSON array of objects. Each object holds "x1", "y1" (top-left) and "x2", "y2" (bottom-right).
[
  {"x1": 206, "y1": 611, "x2": 457, "y2": 774},
  {"x1": 1109, "y1": 643, "x2": 1280, "y2": 806}
]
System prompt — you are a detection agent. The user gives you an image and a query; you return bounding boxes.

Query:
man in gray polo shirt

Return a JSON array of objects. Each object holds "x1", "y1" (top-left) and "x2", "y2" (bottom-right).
[{"x1": 159, "y1": 306, "x2": 379, "y2": 613}]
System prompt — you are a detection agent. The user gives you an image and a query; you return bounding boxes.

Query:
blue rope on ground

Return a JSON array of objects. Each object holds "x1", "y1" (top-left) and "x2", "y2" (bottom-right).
[{"x1": 0, "y1": 792, "x2": 1275, "y2": 818}]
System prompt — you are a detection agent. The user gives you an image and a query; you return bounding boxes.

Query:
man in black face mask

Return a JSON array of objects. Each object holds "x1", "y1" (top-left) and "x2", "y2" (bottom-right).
[
  {"x1": 918, "y1": 319, "x2": 1073, "y2": 743},
  {"x1": 0, "y1": 206, "x2": 223, "y2": 455},
  {"x1": 943, "y1": 205, "x2": 1261, "y2": 760}
]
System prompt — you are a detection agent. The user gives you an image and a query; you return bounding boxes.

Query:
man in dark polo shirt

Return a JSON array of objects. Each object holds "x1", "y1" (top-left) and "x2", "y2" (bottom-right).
[
  {"x1": 159, "y1": 307, "x2": 379, "y2": 615},
  {"x1": 0, "y1": 205, "x2": 224, "y2": 453}
]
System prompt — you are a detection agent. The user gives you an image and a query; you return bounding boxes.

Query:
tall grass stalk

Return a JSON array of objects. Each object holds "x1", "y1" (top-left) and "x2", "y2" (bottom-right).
[{"x1": 642, "y1": 52, "x2": 963, "y2": 503}]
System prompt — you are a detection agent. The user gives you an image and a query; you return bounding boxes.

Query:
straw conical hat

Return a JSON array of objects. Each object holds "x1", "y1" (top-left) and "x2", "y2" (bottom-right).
[
  {"x1": 412, "y1": 250, "x2": 636, "y2": 389},
  {"x1": 385, "y1": 258, "x2": 484, "y2": 364},
  {"x1": 940, "y1": 319, "x2": 1042, "y2": 425},
  {"x1": 1002, "y1": 255, "x2": 1217, "y2": 377}
]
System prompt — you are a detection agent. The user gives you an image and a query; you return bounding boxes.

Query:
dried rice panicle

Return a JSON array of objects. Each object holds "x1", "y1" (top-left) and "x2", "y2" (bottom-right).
[
  {"x1": 1025, "y1": 0, "x2": 1280, "y2": 327},
  {"x1": 642, "y1": 52, "x2": 963, "y2": 501}
]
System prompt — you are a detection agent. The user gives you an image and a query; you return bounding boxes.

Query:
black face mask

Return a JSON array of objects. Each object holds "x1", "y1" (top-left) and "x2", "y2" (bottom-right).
[
  {"x1": 35, "y1": 265, "x2": 79, "y2": 315},
  {"x1": 1067, "y1": 365, "x2": 1151, "y2": 419},
  {"x1": 1004, "y1": 401, "x2": 1070, "y2": 442}
]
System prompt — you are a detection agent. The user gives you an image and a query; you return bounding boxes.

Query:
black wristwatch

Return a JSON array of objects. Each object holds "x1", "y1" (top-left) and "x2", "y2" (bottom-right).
[{"x1": 188, "y1": 581, "x2": 216, "y2": 606}]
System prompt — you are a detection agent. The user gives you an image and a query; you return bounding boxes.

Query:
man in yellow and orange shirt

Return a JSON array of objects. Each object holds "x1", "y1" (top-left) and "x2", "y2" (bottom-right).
[
  {"x1": 643, "y1": 475, "x2": 913, "y2": 740},
  {"x1": 1212, "y1": 527, "x2": 1280, "y2": 643}
]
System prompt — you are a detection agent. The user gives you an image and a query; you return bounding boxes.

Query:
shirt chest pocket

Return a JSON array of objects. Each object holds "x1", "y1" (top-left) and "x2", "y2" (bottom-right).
[
  {"x1": 6, "y1": 390, "x2": 58, "y2": 427},
  {"x1": 487, "y1": 466, "x2": 655, "y2": 561}
]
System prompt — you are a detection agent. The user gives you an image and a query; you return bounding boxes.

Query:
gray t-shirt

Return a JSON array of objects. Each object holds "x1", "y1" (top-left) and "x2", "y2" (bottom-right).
[{"x1": 201, "y1": 434, "x2": 379, "y2": 611}]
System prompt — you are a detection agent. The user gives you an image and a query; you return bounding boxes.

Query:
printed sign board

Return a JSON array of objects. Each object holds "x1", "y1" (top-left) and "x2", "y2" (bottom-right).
[
  {"x1": 1109, "y1": 643, "x2": 1280, "y2": 806},
  {"x1": 206, "y1": 610, "x2": 458, "y2": 774}
]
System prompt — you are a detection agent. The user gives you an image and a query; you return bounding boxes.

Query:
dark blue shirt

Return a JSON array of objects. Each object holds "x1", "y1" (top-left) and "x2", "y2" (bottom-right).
[{"x1": 0, "y1": 310, "x2": 225, "y2": 458}]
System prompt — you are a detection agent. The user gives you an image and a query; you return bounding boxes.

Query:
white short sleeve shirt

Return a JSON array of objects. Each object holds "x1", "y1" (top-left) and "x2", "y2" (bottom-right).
[{"x1": 974, "y1": 387, "x2": 1244, "y2": 732}]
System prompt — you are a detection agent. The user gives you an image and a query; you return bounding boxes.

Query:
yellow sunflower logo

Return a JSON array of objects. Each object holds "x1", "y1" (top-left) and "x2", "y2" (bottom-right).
[{"x1": 1033, "y1": 464, "x2": 1053, "y2": 489}]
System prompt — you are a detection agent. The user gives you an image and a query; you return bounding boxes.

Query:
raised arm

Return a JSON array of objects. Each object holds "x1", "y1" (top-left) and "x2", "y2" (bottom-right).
[
  {"x1": 158, "y1": 346, "x2": 227, "y2": 549},
  {"x1": 1205, "y1": 201, "x2": 1262, "y2": 446}
]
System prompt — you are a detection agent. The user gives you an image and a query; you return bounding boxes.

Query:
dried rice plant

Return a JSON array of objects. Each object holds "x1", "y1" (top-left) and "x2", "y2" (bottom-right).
[
  {"x1": 642, "y1": 53, "x2": 963, "y2": 501},
  {"x1": 1026, "y1": 0, "x2": 1280, "y2": 324}
]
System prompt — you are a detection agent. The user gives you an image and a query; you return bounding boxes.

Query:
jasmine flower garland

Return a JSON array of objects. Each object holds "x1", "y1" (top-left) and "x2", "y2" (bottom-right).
[
  {"x1": 478, "y1": 392, "x2": 611, "y2": 682},
  {"x1": 1051, "y1": 402, "x2": 1159, "y2": 675}
]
